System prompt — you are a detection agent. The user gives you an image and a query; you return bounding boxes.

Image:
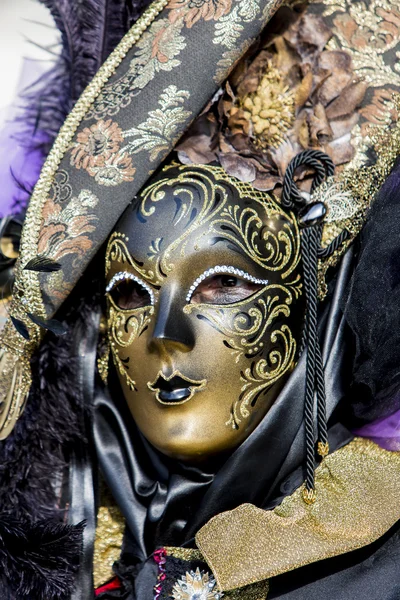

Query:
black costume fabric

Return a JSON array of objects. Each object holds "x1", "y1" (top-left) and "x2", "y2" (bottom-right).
[
  {"x1": 343, "y1": 161, "x2": 400, "y2": 427},
  {"x1": 90, "y1": 198, "x2": 400, "y2": 600},
  {"x1": 2, "y1": 1, "x2": 400, "y2": 598},
  {"x1": 94, "y1": 249, "x2": 354, "y2": 557},
  {"x1": 2, "y1": 166, "x2": 400, "y2": 599},
  {"x1": 89, "y1": 170, "x2": 400, "y2": 600}
]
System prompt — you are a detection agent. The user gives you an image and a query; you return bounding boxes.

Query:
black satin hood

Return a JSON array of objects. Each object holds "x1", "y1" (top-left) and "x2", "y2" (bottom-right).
[{"x1": 93, "y1": 249, "x2": 355, "y2": 561}]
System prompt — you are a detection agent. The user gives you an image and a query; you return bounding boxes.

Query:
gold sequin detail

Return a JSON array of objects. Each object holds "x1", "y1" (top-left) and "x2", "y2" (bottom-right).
[
  {"x1": 224, "y1": 580, "x2": 269, "y2": 600},
  {"x1": 166, "y1": 547, "x2": 204, "y2": 561},
  {"x1": 0, "y1": 0, "x2": 169, "y2": 440},
  {"x1": 93, "y1": 487, "x2": 125, "y2": 588},
  {"x1": 165, "y1": 547, "x2": 269, "y2": 599},
  {"x1": 196, "y1": 438, "x2": 400, "y2": 591}
]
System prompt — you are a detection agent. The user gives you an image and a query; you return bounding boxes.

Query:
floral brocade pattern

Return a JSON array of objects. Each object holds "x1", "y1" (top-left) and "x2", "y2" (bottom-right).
[
  {"x1": 22, "y1": 0, "x2": 287, "y2": 321},
  {"x1": 311, "y1": 0, "x2": 400, "y2": 169},
  {"x1": 70, "y1": 119, "x2": 136, "y2": 186},
  {"x1": 7, "y1": 0, "x2": 400, "y2": 408},
  {"x1": 177, "y1": 0, "x2": 400, "y2": 296},
  {"x1": 88, "y1": 0, "x2": 266, "y2": 121},
  {"x1": 68, "y1": 87, "x2": 191, "y2": 186}
]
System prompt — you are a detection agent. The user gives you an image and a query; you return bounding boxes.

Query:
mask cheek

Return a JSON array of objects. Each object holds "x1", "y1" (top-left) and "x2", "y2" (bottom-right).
[
  {"x1": 191, "y1": 288, "x2": 298, "y2": 430},
  {"x1": 107, "y1": 303, "x2": 155, "y2": 392},
  {"x1": 230, "y1": 300, "x2": 297, "y2": 428}
]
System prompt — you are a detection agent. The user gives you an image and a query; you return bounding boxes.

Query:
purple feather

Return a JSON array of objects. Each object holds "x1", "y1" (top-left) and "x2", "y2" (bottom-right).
[
  {"x1": 37, "y1": 0, "x2": 144, "y2": 102},
  {"x1": 354, "y1": 407, "x2": 400, "y2": 451}
]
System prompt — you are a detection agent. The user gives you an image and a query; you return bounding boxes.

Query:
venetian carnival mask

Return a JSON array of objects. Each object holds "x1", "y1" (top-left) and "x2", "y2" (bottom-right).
[{"x1": 104, "y1": 164, "x2": 304, "y2": 461}]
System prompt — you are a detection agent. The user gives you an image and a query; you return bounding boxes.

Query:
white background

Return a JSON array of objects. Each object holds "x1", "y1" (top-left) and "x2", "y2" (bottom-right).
[{"x1": 0, "y1": 0, "x2": 57, "y2": 124}]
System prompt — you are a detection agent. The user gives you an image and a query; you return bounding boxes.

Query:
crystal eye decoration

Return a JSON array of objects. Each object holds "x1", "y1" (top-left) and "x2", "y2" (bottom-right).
[
  {"x1": 171, "y1": 568, "x2": 223, "y2": 600},
  {"x1": 106, "y1": 271, "x2": 155, "y2": 306},
  {"x1": 186, "y1": 265, "x2": 269, "y2": 303}
]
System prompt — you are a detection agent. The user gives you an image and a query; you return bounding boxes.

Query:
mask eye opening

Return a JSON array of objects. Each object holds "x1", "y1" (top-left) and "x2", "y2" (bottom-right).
[
  {"x1": 186, "y1": 265, "x2": 268, "y2": 305},
  {"x1": 106, "y1": 271, "x2": 155, "y2": 310}
]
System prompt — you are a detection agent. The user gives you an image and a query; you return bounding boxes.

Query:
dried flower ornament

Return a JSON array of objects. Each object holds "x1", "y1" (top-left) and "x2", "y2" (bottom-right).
[
  {"x1": 239, "y1": 65, "x2": 295, "y2": 149},
  {"x1": 177, "y1": 7, "x2": 367, "y2": 194}
]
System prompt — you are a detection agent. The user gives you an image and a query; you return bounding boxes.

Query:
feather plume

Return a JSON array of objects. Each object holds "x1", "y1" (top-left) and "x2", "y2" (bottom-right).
[
  {"x1": 37, "y1": 0, "x2": 136, "y2": 105},
  {"x1": 24, "y1": 255, "x2": 62, "y2": 272},
  {"x1": 0, "y1": 517, "x2": 84, "y2": 599},
  {"x1": 10, "y1": 0, "x2": 152, "y2": 218},
  {"x1": 27, "y1": 313, "x2": 68, "y2": 336}
]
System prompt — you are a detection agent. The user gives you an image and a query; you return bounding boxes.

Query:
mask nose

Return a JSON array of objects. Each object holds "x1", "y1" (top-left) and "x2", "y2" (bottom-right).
[{"x1": 149, "y1": 284, "x2": 195, "y2": 353}]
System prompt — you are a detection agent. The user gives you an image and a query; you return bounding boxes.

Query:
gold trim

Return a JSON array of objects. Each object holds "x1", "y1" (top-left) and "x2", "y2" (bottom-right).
[
  {"x1": 0, "y1": 0, "x2": 169, "y2": 440},
  {"x1": 196, "y1": 438, "x2": 400, "y2": 591},
  {"x1": 301, "y1": 486, "x2": 316, "y2": 505},
  {"x1": 148, "y1": 370, "x2": 207, "y2": 405},
  {"x1": 317, "y1": 441, "x2": 329, "y2": 458},
  {"x1": 165, "y1": 547, "x2": 203, "y2": 561},
  {"x1": 93, "y1": 484, "x2": 125, "y2": 588},
  {"x1": 18, "y1": 0, "x2": 169, "y2": 318},
  {"x1": 164, "y1": 547, "x2": 270, "y2": 599}
]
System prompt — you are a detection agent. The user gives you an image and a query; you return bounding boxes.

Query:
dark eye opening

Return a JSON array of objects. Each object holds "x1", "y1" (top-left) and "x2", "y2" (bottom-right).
[
  {"x1": 190, "y1": 274, "x2": 264, "y2": 305},
  {"x1": 109, "y1": 279, "x2": 151, "y2": 310}
]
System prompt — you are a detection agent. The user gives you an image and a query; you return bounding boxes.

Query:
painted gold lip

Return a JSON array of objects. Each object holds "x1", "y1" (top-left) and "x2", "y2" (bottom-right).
[{"x1": 147, "y1": 370, "x2": 207, "y2": 406}]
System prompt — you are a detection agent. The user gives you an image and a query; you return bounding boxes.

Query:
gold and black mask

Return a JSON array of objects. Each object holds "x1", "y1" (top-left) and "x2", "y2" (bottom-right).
[{"x1": 105, "y1": 163, "x2": 304, "y2": 461}]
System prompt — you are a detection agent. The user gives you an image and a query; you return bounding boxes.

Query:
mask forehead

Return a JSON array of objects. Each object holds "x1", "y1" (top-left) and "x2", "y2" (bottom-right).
[{"x1": 110, "y1": 164, "x2": 301, "y2": 285}]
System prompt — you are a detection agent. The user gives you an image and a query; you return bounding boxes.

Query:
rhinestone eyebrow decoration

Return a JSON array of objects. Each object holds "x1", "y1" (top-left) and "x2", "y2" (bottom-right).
[
  {"x1": 106, "y1": 271, "x2": 155, "y2": 306},
  {"x1": 186, "y1": 265, "x2": 269, "y2": 303}
]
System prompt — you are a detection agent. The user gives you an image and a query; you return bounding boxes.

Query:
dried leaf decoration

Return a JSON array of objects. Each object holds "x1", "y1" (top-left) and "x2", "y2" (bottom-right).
[
  {"x1": 24, "y1": 256, "x2": 62, "y2": 273},
  {"x1": 177, "y1": 5, "x2": 368, "y2": 194}
]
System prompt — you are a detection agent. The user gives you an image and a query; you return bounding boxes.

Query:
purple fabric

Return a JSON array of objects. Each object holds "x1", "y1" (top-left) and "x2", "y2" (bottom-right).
[
  {"x1": 0, "y1": 58, "x2": 50, "y2": 218},
  {"x1": 354, "y1": 408, "x2": 400, "y2": 451},
  {"x1": 0, "y1": 125, "x2": 47, "y2": 218}
]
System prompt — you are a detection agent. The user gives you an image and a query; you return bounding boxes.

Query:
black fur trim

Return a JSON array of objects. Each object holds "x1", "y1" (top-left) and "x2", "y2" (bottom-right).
[
  {"x1": 0, "y1": 260, "x2": 103, "y2": 598},
  {"x1": 0, "y1": 518, "x2": 85, "y2": 599}
]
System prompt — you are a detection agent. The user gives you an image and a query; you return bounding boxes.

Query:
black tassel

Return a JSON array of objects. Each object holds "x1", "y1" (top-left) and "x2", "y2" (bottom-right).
[
  {"x1": 11, "y1": 316, "x2": 30, "y2": 340},
  {"x1": 24, "y1": 256, "x2": 62, "y2": 273},
  {"x1": 0, "y1": 517, "x2": 85, "y2": 599},
  {"x1": 281, "y1": 150, "x2": 335, "y2": 504},
  {"x1": 27, "y1": 313, "x2": 68, "y2": 336}
]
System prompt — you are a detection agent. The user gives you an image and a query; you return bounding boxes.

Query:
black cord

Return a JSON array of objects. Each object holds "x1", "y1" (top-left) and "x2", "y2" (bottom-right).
[
  {"x1": 282, "y1": 149, "x2": 335, "y2": 210},
  {"x1": 317, "y1": 229, "x2": 350, "y2": 258},
  {"x1": 301, "y1": 226, "x2": 319, "y2": 494},
  {"x1": 281, "y1": 149, "x2": 337, "y2": 503}
]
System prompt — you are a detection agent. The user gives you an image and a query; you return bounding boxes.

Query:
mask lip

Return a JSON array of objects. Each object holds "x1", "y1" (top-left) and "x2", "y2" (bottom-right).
[{"x1": 148, "y1": 370, "x2": 207, "y2": 406}]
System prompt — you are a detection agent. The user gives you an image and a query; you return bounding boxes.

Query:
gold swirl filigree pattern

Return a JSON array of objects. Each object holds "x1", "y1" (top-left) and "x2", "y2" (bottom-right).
[
  {"x1": 107, "y1": 300, "x2": 154, "y2": 391},
  {"x1": 137, "y1": 164, "x2": 301, "y2": 284},
  {"x1": 106, "y1": 163, "x2": 302, "y2": 431},
  {"x1": 186, "y1": 283, "x2": 297, "y2": 428},
  {"x1": 106, "y1": 232, "x2": 162, "y2": 288}
]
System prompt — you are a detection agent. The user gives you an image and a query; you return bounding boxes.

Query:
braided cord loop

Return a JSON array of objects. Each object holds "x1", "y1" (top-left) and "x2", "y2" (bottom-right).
[
  {"x1": 281, "y1": 150, "x2": 335, "y2": 210},
  {"x1": 281, "y1": 150, "x2": 336, "y2": 503}
]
